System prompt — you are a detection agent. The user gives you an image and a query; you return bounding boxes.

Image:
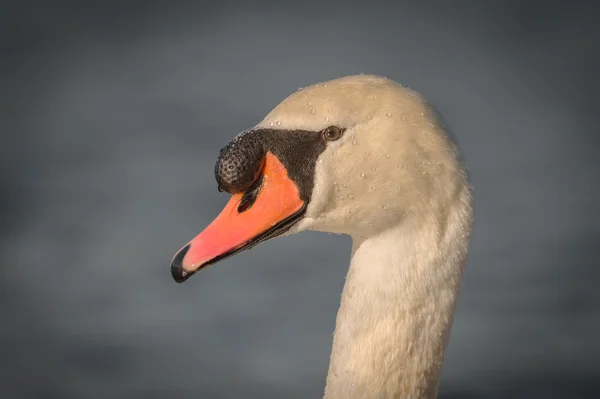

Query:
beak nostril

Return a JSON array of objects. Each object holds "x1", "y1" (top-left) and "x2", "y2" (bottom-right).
[
  {"x1": 170, "y1": 243, "x2": 192, "y2": 283},
  {"x1": 237, "y1": 173, "x2": 264, "y2": 213}
]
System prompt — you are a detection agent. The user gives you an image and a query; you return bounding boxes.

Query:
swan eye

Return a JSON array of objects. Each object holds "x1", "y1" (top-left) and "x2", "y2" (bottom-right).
[{"x1": 322, "y1": 126, "x2": 344, "y2": 141}]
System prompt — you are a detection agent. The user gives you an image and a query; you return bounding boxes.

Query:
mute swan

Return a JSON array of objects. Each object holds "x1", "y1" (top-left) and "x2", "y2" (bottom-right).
[{"x1": 170, "y1": 75, "x2": 473, "y2": 398}]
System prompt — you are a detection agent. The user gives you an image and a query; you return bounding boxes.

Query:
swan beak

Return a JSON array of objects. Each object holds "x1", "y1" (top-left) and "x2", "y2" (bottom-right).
[{"x1": 170, "y1": 152, "x2": 306, "y2": 283}]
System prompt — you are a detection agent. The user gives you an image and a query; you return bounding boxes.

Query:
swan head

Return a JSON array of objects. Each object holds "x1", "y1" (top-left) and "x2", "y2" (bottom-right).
[{"x1": 171, "y1": 75, "x2": 466, "y2": 282}]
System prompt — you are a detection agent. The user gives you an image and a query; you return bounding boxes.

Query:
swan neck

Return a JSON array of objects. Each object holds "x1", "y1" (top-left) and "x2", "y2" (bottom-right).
[{"x1": 323, "y1": 212, "x2": 471, "y2": 399}]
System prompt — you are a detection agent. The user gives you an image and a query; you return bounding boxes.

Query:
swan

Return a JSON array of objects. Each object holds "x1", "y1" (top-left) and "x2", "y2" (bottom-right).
[{"x1": 170, "y1": 75, "x2": 473, "y2": 398}]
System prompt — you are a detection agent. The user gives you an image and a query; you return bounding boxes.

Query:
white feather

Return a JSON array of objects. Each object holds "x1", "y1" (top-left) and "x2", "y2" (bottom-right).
[{"x1": 261, "y1": 75, "x2": 473, "y2": 398}]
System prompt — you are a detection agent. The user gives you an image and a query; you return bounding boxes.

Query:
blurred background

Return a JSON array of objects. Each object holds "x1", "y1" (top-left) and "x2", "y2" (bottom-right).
[{"x1": 2, "y1": 1, "x2": 599, "y2": 398}]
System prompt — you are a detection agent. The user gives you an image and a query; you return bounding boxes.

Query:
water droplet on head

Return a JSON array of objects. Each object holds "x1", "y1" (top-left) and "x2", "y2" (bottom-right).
[
  {"x1": 371, "y1": 186, "x2": 376, "y2": 191},
  {"x1": 385, "y1": 112, "x2": 392, "y2": 118},
  {"x1": 345, "y1": 208, "x2": 351, "y2": 213},
  {"x1": 365, "y1": 151, "x2": 370, "y2": 156},
  {"x1": 360, "y1": 173, "x2": 366, "y2": 178},
  {"x1": 385, "y1": 154, "x2": 390, "y2": 159},
  {"x1": 420, "y1": 112, "x2": 424, "y2": 116},
  {"x1": 298, "y1": 87, "x2": 303, "y2": 91},
  {"x1": 382, "y1": 205, "x2": 387, "y2": 209},
  {"x1": 319, "y1": 159, "x2": 323, "y2": 164},
  {"x1": 371, "y1": 167, "x2": 376, "y2": 171},
  {"x1": 308, "y1": 102, "x2": 312, "y2": 106},
  {"x1": 276, "y1": 121, "x2": 281, "y2": 126},
  {"x1": 269, "y1": 122, "x2": 274, "y2": 126},
  {"x1": 352, "y1": 141, "x2": 357, "y2": 145},
  {"x1": 310, "y1": 109, "x2": 316, "y2": 114},
  {"x1": 347, "y1": 193, "x2": 354, "y2": 199},
  {"x1": 325, "y1": 117, "x2": 330, "y2": 122}
]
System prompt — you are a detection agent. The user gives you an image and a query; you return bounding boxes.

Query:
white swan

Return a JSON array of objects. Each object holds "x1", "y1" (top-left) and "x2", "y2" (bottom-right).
[{"x1": 171, "y1": 75, "x2": 473, "y2": 398}]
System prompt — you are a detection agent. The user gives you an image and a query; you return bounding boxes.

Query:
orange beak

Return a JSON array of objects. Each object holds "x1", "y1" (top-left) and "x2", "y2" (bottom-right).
[{"x1": 170, "y1": 152, "x2": 305, "y2": 283}]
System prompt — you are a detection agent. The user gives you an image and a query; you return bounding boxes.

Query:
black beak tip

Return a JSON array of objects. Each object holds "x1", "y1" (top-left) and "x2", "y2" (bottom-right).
[{"x1": 170, "y1": 244, "x2": 193, "y2": 283}]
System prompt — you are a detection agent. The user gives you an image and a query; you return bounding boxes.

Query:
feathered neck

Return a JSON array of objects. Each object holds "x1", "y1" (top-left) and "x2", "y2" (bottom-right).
[{"x1": 323, "y1": 185, "x2": 472, "y2": 399}]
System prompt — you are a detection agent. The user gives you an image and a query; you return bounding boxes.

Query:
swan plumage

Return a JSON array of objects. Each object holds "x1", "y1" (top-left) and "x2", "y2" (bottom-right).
[{"x1": 171, "y1": 75, "x2": 473, "y2": 398}]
